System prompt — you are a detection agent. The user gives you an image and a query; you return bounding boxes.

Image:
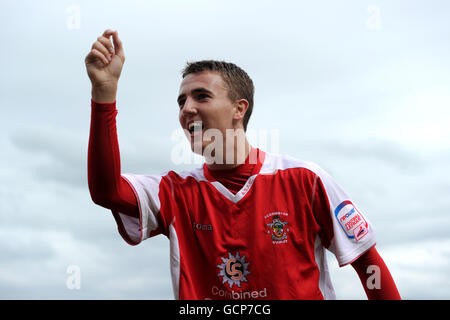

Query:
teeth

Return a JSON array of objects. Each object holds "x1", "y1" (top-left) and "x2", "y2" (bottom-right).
[{"x1": 188, "y1": 121, "x2": 202, "y2": 132}]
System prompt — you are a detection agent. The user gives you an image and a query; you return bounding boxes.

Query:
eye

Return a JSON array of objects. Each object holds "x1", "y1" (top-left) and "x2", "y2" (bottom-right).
[
  {"x1": 178, "y1": 99, "x2": 186, "y2": 108},
  {"x1": 197, "y1": 93, "x2": 210, "y2": 101}
]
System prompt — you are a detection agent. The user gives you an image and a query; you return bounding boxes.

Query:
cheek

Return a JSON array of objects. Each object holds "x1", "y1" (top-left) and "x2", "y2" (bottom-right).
[
  {"x1": 214, "y1": 102, "x2": 235, "y2": 122},
  {"x1": 178, "y1": 111, "x2": 184, "y2": 126},
  {"x1": 206, "y1": 111, "x2": 229, "y2": 128}
]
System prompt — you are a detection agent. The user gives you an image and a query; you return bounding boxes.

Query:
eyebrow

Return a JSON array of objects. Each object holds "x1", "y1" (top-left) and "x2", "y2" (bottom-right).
[{"x1": 177, "y1": 87, "x2": 214, "y2": 104}]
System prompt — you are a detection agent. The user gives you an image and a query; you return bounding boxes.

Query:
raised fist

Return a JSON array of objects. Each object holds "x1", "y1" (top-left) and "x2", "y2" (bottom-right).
[{"x1": 85, "y1": 29, "x2": 125, "y2": 102}]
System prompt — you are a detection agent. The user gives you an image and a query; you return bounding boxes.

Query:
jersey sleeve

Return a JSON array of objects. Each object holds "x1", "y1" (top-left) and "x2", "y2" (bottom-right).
[
  {"x1": 111, "y1": 172, "x2": 173, "y2": 245},
  {"x1": 310, "y1": 163, "x2": 376, "y2": 267}
]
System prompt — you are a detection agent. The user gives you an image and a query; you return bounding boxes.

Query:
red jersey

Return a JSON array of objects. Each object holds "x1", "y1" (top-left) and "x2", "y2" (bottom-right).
[{"x1": 110, "y1": 148, "x2": 376, "y2": 300}]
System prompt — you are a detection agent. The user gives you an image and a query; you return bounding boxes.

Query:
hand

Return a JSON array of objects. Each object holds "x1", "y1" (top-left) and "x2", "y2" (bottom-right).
[{"x1": 85, "y1": 29, "x2": 125, "y2": 102}]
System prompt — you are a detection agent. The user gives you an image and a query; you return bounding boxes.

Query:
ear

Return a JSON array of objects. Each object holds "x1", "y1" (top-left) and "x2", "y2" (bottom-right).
[{"x1": 233, "y1": 99, "x2": 249, "y2": 121}]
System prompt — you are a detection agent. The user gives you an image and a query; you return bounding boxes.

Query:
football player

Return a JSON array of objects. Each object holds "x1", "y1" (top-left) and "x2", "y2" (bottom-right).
[{"x1": 86, "y1": 29, "x2": 401, "y2": 300}]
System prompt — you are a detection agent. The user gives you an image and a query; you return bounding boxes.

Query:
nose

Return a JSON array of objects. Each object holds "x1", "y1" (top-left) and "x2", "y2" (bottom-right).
[{"x1": 182, "y1": 96, "x2": 198, "y2": 114}]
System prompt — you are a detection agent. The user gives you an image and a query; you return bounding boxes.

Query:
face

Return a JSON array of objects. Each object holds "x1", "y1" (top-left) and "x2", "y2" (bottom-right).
[{"x1": 178, "y1": 71, "x2": 245, "y2": 154}]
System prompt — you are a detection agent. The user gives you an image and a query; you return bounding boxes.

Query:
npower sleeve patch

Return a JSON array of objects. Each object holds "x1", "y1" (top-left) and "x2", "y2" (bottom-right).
[{"x1": 334, "y1": 200, "x2": 369, "y2": 241}]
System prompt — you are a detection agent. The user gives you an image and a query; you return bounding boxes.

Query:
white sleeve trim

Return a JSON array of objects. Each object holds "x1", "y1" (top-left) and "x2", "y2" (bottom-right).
[
  {"x1": 111, "y1": 173, "x2": 163, "y2": 245},
  {"x1": 169, "y1": 219, "x2": 180, "y2": 299},
  {"x1": 309, "y1": 163, "x2": 377, "y2": 267},
  {"x1": 335, "y1": 239, "x2": 377, "y2": 267}
]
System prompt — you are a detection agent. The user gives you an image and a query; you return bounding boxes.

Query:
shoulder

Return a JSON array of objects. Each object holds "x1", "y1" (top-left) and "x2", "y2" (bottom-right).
[
  {"x1": 123, "y1": 166, "x2": 207, "y2": 189},
  {"x1": 260, "y1": 152, "x2": 329, "y2": 179},
  {"x1": 159, "y1": 166, "x2": 208, "y2": 187},
  {"x1": 260, "y1": 153, "x2": 350, "y2": 204}
]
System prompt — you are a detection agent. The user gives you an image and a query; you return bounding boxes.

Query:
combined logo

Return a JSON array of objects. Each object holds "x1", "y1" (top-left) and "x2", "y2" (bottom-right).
[
  {"x1": 217, "y1": 252, "x2": 250, "y2": 289},
  {"x1": 265, "y1": 212, "x2": 289, "y2": 244}
]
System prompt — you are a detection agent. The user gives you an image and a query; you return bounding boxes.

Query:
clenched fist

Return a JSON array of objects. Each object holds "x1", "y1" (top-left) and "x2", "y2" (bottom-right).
[{"x1": 85, "y1": 29, "x2": 125, "y2": 103}]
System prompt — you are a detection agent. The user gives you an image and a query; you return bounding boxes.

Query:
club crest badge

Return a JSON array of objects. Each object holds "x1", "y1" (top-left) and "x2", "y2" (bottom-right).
[{"x1": 264, "y1": 212, "x2": 289, "y2": 244}]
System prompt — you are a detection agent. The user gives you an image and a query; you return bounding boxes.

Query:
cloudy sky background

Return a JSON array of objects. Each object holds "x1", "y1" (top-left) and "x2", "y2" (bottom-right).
[{"x1": 1, "y1": 0, "x2": 449, "y2": 299}]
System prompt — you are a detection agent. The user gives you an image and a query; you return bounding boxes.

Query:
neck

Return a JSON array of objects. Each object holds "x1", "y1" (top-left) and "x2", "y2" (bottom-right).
[{"x1": 206, "y1": 137, "x2": 251, "y2": 171}]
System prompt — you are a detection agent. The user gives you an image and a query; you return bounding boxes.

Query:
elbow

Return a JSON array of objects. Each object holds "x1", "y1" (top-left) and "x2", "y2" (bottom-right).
[
  {"x1": 89, "y1": 187, "x2": 116, "y2": 209},
  {"x1": 89, "y1": 192, "x2": 108, "y2": 208},
  {"x1": 88, "y1": 177, "x2": 115, "y2": 208}
]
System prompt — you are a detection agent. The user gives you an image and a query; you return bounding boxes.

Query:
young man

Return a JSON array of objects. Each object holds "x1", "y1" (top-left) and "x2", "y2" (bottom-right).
[{"x1": 86, "y1": 29, "x2": 401, "y2": 300}]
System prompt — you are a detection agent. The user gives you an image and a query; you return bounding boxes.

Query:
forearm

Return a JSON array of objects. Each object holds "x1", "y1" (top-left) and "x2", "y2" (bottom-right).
[
  {"x1": 351, "y1": 246, "x2": 401, "y2": 300},
  {"x1": 87, "y1": 99, "x2": 138, "y2": 217}
]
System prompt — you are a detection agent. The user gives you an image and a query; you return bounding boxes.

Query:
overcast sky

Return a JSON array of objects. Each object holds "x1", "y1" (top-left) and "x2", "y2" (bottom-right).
[{"x1": 1, "y1": 0, "x2": 450, "y2": 299}]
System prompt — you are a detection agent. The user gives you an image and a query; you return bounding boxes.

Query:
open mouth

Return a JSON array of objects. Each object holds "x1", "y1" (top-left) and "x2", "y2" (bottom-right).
[{"x1": 188, "y1": 121, "x2": 203, "y2": 135}]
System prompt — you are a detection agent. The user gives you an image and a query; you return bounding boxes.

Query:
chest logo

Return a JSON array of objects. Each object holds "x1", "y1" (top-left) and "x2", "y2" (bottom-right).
[
  {"x1": 265, "y1": 212, "x2": 289, "y2": 244},
  {"x1": 217, "y1": 252, "x2": 250, "y2": 289}
]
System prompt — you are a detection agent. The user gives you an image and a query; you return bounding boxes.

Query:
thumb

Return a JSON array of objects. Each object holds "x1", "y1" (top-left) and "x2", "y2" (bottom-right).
[{"x1": 112, "y1": 31, "x2": 125, "y2": 60}]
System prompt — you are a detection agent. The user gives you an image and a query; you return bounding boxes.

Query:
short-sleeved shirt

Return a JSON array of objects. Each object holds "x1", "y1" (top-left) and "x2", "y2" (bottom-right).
[{"x1": 111, "y1": 149, "x2": 376, "y2": 300}]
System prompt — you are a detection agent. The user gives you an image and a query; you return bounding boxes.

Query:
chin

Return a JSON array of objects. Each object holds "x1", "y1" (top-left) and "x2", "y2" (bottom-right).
[{"x1": 190, "y1": 141, "x2": 205, "y2": 156}]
